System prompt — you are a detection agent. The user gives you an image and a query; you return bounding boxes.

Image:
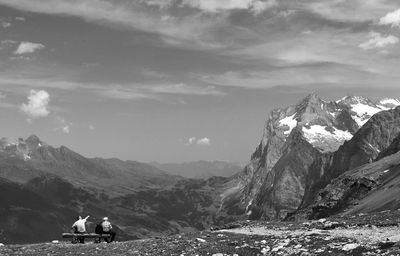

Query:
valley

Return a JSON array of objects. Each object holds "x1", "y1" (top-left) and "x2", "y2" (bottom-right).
[{"x1": 2, "y1": 94, "x2": 400, "y2": 252}]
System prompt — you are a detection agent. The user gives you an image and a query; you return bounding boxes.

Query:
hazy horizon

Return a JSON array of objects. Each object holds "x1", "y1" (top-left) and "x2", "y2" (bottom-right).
[{"x1": 0, "y1": 1, "x2": 400, "y2": 163}]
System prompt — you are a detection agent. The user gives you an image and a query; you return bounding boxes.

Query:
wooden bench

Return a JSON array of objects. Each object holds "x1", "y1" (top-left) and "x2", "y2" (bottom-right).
[{"x1": 62, "y1": 233, "x2": 111, "y2": 243}]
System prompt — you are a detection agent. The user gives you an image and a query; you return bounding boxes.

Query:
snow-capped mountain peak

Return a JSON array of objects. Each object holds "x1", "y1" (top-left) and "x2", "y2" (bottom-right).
[
  {"x1": 261, "y1": 94, "x2": 400, "y2": 153},
  {"x1": 378, "y1": 98, "x2": 400, "y2": 109},
  {"x1": 0, "y1": 135, "x2": 46, "y2": 161},
  {"x1": 336, "y1": 95, "x2": 400, "y2": 127}
]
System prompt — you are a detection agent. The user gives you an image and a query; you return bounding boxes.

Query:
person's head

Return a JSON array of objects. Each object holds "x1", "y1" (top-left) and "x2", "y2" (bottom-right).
[
  {"x1": 103, "y1": 217, "x2": 108, "y2": 222},
  {"x1": 77, "y1": 216, "x2": 82, "y2": 220}
]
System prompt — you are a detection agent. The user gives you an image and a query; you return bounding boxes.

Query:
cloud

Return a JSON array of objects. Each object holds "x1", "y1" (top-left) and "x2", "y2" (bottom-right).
[
  {"x1": 359, "y1": 31, "x2": 399, "y2": 50},
  {"x1": 185, "y1": 137, "x2": 211, "y2": 146},
  {"x1": 181, "y1": 0, "x2": 276, "y2": 13},
  {"x1": 379, "y1": 9, "x2": 400, "y2": 27},
  {"x1": 14, "y1": 42, "x2": 45, "y2": 55},
  {"x1": 15, "y1": 17, "x2": 25, "y2": 21},
  {"x1": 149, "y1": 83, "x2": 225, "y2": 96},
  {"x1": 55, "y1": 116, "x2": 72, "y2": 134},
  {"x1": 0, "y1": 0, "x2": 224, "y2": 50},
  {"x1": 197, "y1": 137, "x2": 211, "y2": 145},
  {"x1": 20, "y1": 90, "x2": 50, "y2": 118},
  {"x1": 250, "y1": 0, "x2": 277, "y2": 15},
  {"x1": 97, "y1": 87, "x2": 157, "y2": 100},
  {"x1": 1, "y1": 21, "x2": 11, "y2": 28}
]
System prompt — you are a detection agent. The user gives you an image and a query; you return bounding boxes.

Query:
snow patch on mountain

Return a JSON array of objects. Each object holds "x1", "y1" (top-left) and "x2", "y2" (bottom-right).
[
  {"x1": 378, "y1": 98, "x2": 400, "y2": 108},
  {"x1": 350, "y1": 103, "x2": 384, "y2": 127},
  {"x1": 279, "y1": 114, "x2": 297, "y2": 135},
  {"x1": 302, "y1": 125, "x2": 352, "y2": 151}
]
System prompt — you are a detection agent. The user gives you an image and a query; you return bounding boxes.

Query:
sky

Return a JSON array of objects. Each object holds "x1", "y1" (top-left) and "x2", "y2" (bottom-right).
[{"x1": 0, "y1": 0, "x2": 399, "y2": 163}]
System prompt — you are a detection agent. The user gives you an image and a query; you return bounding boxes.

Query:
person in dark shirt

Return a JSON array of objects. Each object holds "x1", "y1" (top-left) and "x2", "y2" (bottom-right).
[{"x1": 101, "y1": 217, "x2": 116, "y2": 243}]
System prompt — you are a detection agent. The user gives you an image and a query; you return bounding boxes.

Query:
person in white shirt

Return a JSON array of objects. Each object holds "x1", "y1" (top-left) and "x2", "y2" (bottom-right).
[{"x1": 71, "y1": 215, "x2": 90, "y2": 243}]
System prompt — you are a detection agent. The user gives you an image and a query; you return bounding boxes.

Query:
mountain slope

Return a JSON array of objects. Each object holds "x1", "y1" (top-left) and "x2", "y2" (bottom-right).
[
  {"x1": 220, "y1": 94, "x2": 400, "y2": 220},
  {"x1": 300, "y1": 106, "x2": 400, "y2": 212},
  {"x1": 0, "y1": 135, "x2": 180, "y2": 195},
  {"x1": 150, "y1": 161, "x2": 243, "y2": 179}
]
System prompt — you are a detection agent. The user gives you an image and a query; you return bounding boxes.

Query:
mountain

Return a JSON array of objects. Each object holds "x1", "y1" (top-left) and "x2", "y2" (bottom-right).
[
  {"x1": 2, "y1": 93, "x2": 400, "y2": 244},
  {"x1": 308, "y1": 150, "x2": 400, "y2": 219},
  {"x1": 0, "y1": 175, "x2": 136, "y2": 244},
  {"x1": 0, "y1": 135, "x2": 180, "y2": 195},
  {"x1": 0, "y1": 135, "x2": 230, "y2": 244},
  {"x1": 219, "y1": 93, "x2": 400, "y2": 221},
  {"x1": 298, "y1": 119, "x2": 400, "y2": 219},
  {"x1": 150, "y1": 161, "x2": 243, "y2": 179}
]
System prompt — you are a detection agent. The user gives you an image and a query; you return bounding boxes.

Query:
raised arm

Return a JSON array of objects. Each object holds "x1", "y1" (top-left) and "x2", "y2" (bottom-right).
[{"x1": 84, "y1": 215, "x2": 90, "y2": 220}]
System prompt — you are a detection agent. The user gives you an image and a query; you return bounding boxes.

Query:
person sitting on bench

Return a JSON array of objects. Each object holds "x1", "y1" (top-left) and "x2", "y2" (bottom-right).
[
  {"x1": 71, "y1": 215, "x2": 90, "y2": 243},
  {"x1": 100, "y1": 217, "x2": 116, "y2": 243}
]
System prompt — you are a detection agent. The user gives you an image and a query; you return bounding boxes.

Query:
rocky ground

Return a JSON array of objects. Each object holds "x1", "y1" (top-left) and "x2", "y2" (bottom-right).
[{"x1": 1, "y1": 210, "x2": 400, "y2": 256}]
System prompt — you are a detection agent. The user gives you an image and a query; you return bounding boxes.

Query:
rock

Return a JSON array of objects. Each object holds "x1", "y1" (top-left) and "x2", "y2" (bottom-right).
[
  {"x1": 386, "y1": 234, "x2": 400, "y2": 243},
  {"x1": 261, "y1": 247, "x2": 270, "y2": 255},
  {"x1": 272, "y1": 245, "x2": 284, "y2": 252},
  {"x1": 212, "y1": 254, "x2": 223, "y2": 256},
  {"x1": 342, "y1": 243, "x2": 360, "y2": 251},
  {"x1": 195, "y1": 238, "x2": 206, "y2": 243},
  {"x1": 0, "y1": 243, "x2": 4, "y2": 247},
  {"x1": 52, "y1": 240, "x2": 59, "y2": 244},
  {"x1": 260, "y1": 240, "x2": 267, "y2": 244},
  {"x1": 318, "y1": 218, "x2": 327, "y2": 223}
]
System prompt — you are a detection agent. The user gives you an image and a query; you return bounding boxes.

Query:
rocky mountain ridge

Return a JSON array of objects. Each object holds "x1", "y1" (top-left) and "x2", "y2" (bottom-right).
[{"x1": 219, "y1": 93, "x2": 400, "y2": 221}]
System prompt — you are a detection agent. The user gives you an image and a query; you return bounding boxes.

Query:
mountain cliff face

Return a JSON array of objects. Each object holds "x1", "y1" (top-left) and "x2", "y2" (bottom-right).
[
  {"x1": 300, "y1": 106, "x2": 400, "y2": 211},
  {"x1": 304, "y1": 134, "x2": 400, "y2": 219},
  {"x1": 220, "y1": 94, "x2": 400, "y2": 220}
]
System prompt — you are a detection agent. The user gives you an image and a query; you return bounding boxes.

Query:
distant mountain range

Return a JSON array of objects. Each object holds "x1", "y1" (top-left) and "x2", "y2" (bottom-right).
[
  {"x1": 0, "y1": 135, "x2": 230, "y2": 244},
  {"x1": 150, "y1": 161, "x2": 243, "y2": 179},
  {"x1": 2, "y1": 93, "x2": 400, "y2": 244}
]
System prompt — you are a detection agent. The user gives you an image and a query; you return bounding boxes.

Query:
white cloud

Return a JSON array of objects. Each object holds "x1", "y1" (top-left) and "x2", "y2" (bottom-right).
[
  {"x1": 149, "y1": 83, "x2": 225, "y2": 96},
  {"x1": 186, "y1": 137, "x2": 197, "y2": 145},
  {"x1": 379, "y1": 9, "x2": 400, "y2": 27},
  {"x1": 62, "y1": 126, "x2": 70, "y2": 134},
  {"x1": 14, "y1": 42, "x2": 45, "y2": 55},
  {"x1": 20, "y1": 90, "x2": 50, "y2": 118},
  {"x1": 55, "y1": 116, "x2": 72, "y2": 134},
  {"x1": 15, "y1": 17, "x2": 25, "y2": 21},
  {"x1": 140, "y1": 0, "x2": 176, "y2": 9},
  {"x1": 0, "y1": 0, "x2": 224, "y2": 50},
  {"x1": 197, "y1": 137, "x2": 211, "y2": 145},
  {"x1": 1, "y1": 21, "x2": 11, "y2": 28},
  {"x1": 359, "y1": 31, "x2": 399, "y2": 50},
  {"x1": 185, "y1": 137, "x2": 211, "y2": 146},
  {"x1": 181, "y1": 0, "x2": 276, "y2": 13},
  {"x1": 250, "y1": 0, "x2": 277, "y2": 15}
]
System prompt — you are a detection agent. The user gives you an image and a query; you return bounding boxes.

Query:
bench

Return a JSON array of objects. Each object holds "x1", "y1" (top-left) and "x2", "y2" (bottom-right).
[{"x1": 62, "y1": 233, "x2": 111, "y2": 243}]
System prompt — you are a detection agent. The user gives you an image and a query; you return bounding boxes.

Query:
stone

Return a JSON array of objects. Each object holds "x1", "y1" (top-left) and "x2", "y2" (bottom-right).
[
  {"x1": 342, "y1": 243, "x2": 360, "y2": 251},
  {"x1": 261, "y1": 246, "x2": 270, "y2": 255},
  {"x1": 386, "y1": 235, "x2": 400, "y2": 243},
  {"x1": 195, "y1": 238, "x2": 206, "y2": 243}
]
